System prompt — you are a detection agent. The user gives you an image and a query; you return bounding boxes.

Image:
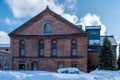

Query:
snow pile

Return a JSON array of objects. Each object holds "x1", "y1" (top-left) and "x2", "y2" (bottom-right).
[
  {"x1": 0, "y1": 70, "x2": 120, "y2": 80},
  {"x1": 90, "y1": 70, "x2": 120, "y2": 80}
]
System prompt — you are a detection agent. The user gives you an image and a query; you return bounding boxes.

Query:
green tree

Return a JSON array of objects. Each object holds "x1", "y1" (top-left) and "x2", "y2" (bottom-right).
[
  {"x1": 98, "y1": 37, "x2": 115, "y2": 70},
  {"x1": 117, "y1": 43, "x2": 120, "y2": 70}
]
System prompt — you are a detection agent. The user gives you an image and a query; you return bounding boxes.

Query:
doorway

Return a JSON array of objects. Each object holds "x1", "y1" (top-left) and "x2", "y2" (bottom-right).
[{"x1": 19, "y1": 64, "x2": 25, "y2": 70}]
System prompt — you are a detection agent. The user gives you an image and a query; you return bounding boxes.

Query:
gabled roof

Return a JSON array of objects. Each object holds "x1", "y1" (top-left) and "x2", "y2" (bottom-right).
[{"x1": 9, "y1": 6, "x2": 86, "y2": 36}]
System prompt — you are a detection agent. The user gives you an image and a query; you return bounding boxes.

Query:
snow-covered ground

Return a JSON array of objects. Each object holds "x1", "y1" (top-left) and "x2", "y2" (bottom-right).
[{"x1": 0, "y1": 70, "x2": 120, "y2": 80}]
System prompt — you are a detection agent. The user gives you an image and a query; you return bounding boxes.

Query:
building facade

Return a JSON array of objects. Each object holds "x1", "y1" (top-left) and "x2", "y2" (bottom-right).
[
  {"x1": 86, "y1": 26, "x2": 117, "y2": 71},
  {"x1": 9, "y1": 7, "x2": 88, "y2": 72},
  {"x1": 0, "y1": 44, "x2": 11, "y2": 70}
]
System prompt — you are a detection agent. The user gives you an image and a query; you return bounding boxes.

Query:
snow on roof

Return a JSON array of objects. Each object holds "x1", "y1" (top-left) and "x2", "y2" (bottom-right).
[
  {"x1": 0, "y1": 44, "x2": 10, "y2": 47},
  {"x1": 0, "y1": 50, "x2": 10, "y2": 53},
  {"x1": 100, "y1": 36, "x2": 117, "y2": 46},
  {"x1": 85, "y1": 26, "x2": 101, "y2": 29}
]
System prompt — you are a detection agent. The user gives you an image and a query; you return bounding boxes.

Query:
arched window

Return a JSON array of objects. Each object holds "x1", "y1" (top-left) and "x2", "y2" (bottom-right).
[
  {"x1": 44, "y1": 23, "x2": 52, "y2": 34},
  {"x1": 71, "y1": 48, "x2": 77, "y2": 57},
  {"x1": 39, "y1": 40, "x2": 44, "y2": 57},
  {"x1": 71, "y1": 39, "x2": 77, "y2": 45},
  {"x1": 20, "y1": 40, "x2": 25, "y2": 45},
  {"x1": 51, "y1": 48, "x2": 57, "y2": 57},
  {"x1": 51, "y1": 39, "x2": 57, "y2": 45},
  {"x1": 51, "y1": 39, "x2": 57, "y2": 57},
  {"x1": 20, "y1": 48, "x2": 25, "y2": 57},
  {"x1": 71, "y1": 39, "x2": 77, "y2": 57},
  {"x1": 39, "y1": 40, "x2": 44, "y2": 46},
  {"x1": 19, "y1": 40, "x2": 25, "y2": 57}
]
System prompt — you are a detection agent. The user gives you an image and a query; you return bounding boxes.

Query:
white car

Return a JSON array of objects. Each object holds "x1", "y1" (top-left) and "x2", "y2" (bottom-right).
[{"x1": 57, "y1": 68, "x2": 83, "y2": 74}]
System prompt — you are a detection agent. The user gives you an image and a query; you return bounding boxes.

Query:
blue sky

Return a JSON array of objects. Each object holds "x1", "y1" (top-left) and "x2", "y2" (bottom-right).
[{"x1": 0, "y1": 0, "x2": 120, "y2": 44}]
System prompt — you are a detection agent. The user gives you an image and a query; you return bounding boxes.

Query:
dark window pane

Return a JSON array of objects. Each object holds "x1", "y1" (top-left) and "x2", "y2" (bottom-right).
[
  {"x1": 8, "y1": 60, "x2": 10, "y2": 68},
  {"x1": 4, "y1": 56, "x2": 7, "y2": 61},
  {"x1": 20, "y1": 40, "x2": 25, "y2": 45},
  {"x1": 71, "y1": 63, "x2": 77, "y2": 67},
  {"x1": 71, "y1": 39, "x2": 77, "y2": 45},
  {"x1": 52, "y1": 48, "x2": 57, "y2": 57},
  {"x1": 58, "y1": 63, "x2": 64, "y2": 69},
  {"x1": 0, "y1": 55, "x2": 2, "y2": 61},
  {"x1": 52, "y1": 40, "x2": 57, "y2": 45},
  {"x1": 39, "y1": 40, "x2": 44, "y2": 45},
  {"x1": 39, "y1": 48, "x2": 44, "y2": 56},
  {"x1": 44, "y1": 23, "x2": 52, "y2": 34},
  {"x1": 72, "y1": 48, "x2": 77, "y2": 57},
  {"x1": 20, "y1": 49, "x2": 25, "y2": 56}
]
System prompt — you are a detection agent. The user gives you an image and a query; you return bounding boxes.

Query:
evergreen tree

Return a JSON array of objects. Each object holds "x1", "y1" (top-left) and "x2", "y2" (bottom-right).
[
  {"x1": 98, "y1": 37, "x2": 115, "y2": 70},
  {"x1": 117, "y1": 43, "x2": 120, "y2": 70}
]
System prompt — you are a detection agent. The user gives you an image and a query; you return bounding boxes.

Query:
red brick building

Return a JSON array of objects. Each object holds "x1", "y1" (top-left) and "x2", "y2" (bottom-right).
[
  {"x1": 9, "y1": 7, "x2": 88, "y2": 72},
  {"x1": 0, "y1": 44, "x2": 11, "y2": 70}
]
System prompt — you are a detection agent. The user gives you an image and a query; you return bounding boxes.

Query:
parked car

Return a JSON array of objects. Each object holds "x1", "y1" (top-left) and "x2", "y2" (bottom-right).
[{"x1": 57, "y1": 68, "x2": 83, "y2": 74}]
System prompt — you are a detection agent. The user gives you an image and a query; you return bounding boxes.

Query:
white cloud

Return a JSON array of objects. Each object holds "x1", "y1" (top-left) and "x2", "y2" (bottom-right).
[
  {"x1": 64, "y1": 0, "x2": 77, "y2": 10},
  {"x1": 80, "y1": 13, "x2": 106, "y2": 35},
  {"x1": 5, "y1": 0, "x2": 106, "y2": 34},
  {"x1": 4, "y1": 18, "x2": 23, "y2": 26},
  {"x1": 0, "y1": 31, "x2": 10, "y2": 44},
  {"x1": 5, "y1": 0, "x2": 78, "y2": 23}
]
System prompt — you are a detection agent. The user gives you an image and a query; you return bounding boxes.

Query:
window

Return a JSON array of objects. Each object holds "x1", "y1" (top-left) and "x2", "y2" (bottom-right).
[
  {"x1": 71, "y1": 39, "x2": 77, "y2": 57},
  {"x1": 8, "y1": 60, "x2": 10, "y2": 68},
  {"x1": 71, "y1": 48, "x2": 77, "y2": 57},
  {"x1": 51, "y1": 39, "x2": 57, "y2": 57},
  {"x1": 44, "y1": 23, "x2": 52, "y2": 34},
  {"x1": 51, "y1": 39, "x2": 57, "y2": 45},
  {"x1": 20, "y1": 40, "x2": 25, "y2": 45},
  {"x1": 4, "y1": 56, "x2": 7, "y2": 67},
  {"x1": 4, "y1": 56, "x2": 7, "y2": 61},
  {"x1": 0, "y1": 55, "x2": 2, "y2": 61},
  {"x1": 51, "y1": 48, "x2": 57, "y2": 57},
  {"x1": 39, "y1": 40, "x2": 44, "y2": 57},
  {"x1": 19, "y1": 40, "x2": 25, "y2": 57},
  {"x1": 0, "y1": 63, "x2": 2, "y2": 67},
  {"x1": 39, "y1": 48, "x2": 44, "y2": 56},
  {"x1": 20, "y1": 48, "x2": 25, "y2": 57},
  {"x1": 71, "y1": 39, "x2": 77, "y2": 45},
  {"x1": 71, "y1": 63, "x2": 77, "y2": 67},
  {"x1": 39, "y1": 40, "x2": 44, "y2": 46},
  {"x1": 58, "y1": 63, "x2": 64, "y2": 69}
]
